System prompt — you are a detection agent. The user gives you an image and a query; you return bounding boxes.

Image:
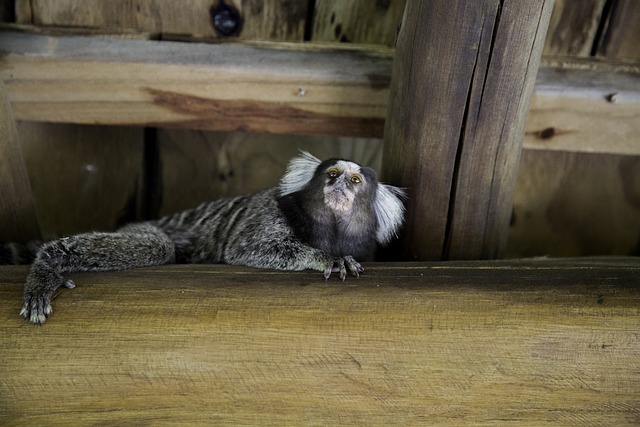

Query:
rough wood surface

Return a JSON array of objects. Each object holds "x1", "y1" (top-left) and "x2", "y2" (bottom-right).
[
  {"x1": 595, "y1": 0, "x2": 640, "y2": 62},
  {"x1": 16, "y1": 0, "x2": 309, "y2": 41},
  {"x1": 382, "y1": 0, "x2": 554, "y2": 261},
  {"x1": 0, "y1": 78, "x2": 40, "y2": 243},
  {"x1": 507, "y1": 150, "x2": 640, "y2": 257},
  {"x1": 525, "y1": 65, "x2": 640, "y2": 155},
  {"x1": 1, "y1": 259, "x2": 639, "y2": 425},
  {"x1": 0, "y1": 31, "x2": 391, "y2": 137},
  {"x1": 2, "y1": 30, "x2": 638, "y2": 154},
  {"x1": 17, "y1": 123, "x2": 145, "y2": 238},
  {"x1": 542, "y1": 0, "x2": 606, "y2": 57},
  {"x1": 312, "y1": 0, "x2": 406, "y2": 46}
]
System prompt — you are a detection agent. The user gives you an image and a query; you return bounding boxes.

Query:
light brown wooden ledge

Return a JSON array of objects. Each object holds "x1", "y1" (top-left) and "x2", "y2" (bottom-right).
[{"x1": 1, "y1": 258, "x2": 639, "y2": 425}]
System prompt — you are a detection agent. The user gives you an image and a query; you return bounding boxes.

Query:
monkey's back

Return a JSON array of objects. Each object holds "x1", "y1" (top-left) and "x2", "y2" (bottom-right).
[{"x1": 154, "y1": 188, "x2": 294, "y2": 266}]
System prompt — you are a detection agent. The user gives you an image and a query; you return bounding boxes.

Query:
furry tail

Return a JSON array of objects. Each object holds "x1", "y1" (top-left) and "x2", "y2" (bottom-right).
[{"x1": 0, "y1": 241, "x2": 43, "y2": 265}]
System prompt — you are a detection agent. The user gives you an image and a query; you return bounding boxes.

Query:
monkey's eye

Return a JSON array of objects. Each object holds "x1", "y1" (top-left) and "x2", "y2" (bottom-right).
[
  {"x1": 327, "y1": 168, "x2": 340, "y2": 179},
  {"x1": 350, "y1": 174, "x2": 363, "y2": 184}
]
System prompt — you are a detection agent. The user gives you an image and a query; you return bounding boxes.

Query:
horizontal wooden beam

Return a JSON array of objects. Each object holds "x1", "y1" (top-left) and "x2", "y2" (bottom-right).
[
  {"x1": 1, "y1": 30, "x2": 639, "y2": 154},
  {"x1": 1, "y1": 259, "x2": 639, "y2": 424},
  {"x1": 0, "y1": 30, "x2": 392, "y2": 138},
  {"x1": 526, "y1": 59, "x2": 640, "y2": 156}
]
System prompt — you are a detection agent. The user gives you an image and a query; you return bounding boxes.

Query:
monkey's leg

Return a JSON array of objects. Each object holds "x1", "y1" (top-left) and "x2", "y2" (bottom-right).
[{"x1": 20, "y1": 223, "x2": 176, "y2": 324}]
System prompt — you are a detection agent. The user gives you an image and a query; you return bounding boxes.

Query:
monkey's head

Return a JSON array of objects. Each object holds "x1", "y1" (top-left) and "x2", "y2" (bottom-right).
[
  {"x1": 279, "y1": 151, "x2": 406, "y2": 246},
  {"x1": 321, "y1": 159, "x2": 375, "y2": 213}
]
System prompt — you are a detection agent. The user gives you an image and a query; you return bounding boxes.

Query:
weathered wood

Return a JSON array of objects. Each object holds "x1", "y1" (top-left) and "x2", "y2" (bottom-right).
[
  {"x1": 16, "y1": 0, "x2": 309, "y2": 41},
  {"x1": 507, "y1": 150, "x2": 640, "y2": 257},
  {"x1": 382, "y1": 0, "x2": 554, "y2": 261},
  {"x1": 312, "y1": 0, "x2": 406, "y2": 46},
  {"x1": 543, "y1": 0, "x2": 606, "y2": 57},
  {"x1": 525, "y1": 64, "x2": 640, "y2": 155},
  {"x1": 0, "y1": 30, "x2": 391, "y2": 137},
  {"x1": 17, "y1": 123, "x2": 145, "y2": 238},
  {"x1": 0, "y1": 78, "x2": 40, "y2": 243},
  {"x1": 1, "y1": 259, "x2": 639, "y2": 425},
  {"x1": 595, "y1": 0, "x2": 640, "y2": 62},
  {"x1": 2, "y1": 30, "x2": 638, "y2": 154}
]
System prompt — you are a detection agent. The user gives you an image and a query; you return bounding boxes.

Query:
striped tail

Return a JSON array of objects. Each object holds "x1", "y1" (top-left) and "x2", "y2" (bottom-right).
[{"x1": 0, "y1": 241, "x2": 43, "y2": 265}]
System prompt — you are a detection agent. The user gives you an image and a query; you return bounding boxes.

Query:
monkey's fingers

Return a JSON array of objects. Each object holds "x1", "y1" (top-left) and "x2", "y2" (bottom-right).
[
  {"x1": 343, "y1": 256, "x2": 364, "y2": 278},
  {"x1": 324, "y1": 258, "x2": 347, "y2": 281},
  {"x1": 20, "y1": 292, "x2": 52, "y2": 325},
  {"x1": 20, "y1": 272, "x2": 75, "y2": 325}
]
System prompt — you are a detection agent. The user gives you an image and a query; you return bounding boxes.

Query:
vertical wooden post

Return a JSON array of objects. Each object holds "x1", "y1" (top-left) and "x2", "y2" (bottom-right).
[
  {"x1": 0, "y1": 79, "x2": 40, "y2": 242},
  {"x1": 383, "y1": 0, "x2": 554, "y2": 260}
]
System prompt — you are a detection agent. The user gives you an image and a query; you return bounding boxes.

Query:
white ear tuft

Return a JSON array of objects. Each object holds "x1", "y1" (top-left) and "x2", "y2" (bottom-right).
[
  {"x1": 375, "y1": 184, "x2": 406, "y2": 245},
  {"x1": 278, "y1": 151, "x2": 322, "y2": 196}
]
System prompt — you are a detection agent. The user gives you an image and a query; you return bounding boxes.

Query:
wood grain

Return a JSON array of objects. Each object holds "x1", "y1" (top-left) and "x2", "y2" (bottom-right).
[
  {"x1": 16, "y1": 0, "x2": 309, "y2": 41},
  {"x1": 1, "y1": 30, "x2": 638, "y2": 153},
  {"x1": 595, "y1": 0, "x2": 640, "y2": 62},
  {"x1": 0, "y1": 78, "x2": 40, "y2": 243},
  {"x1": 1, "y1": 259, "x2": 639, "y2": 425},
  {"x1": 525, "y1": 65, "x2": 640, "y2": 155},
  {"x1": 507, "y1": 150, "x2": 640, "y2": 257},
  {"x1": 312, "y1": 0, "x2": 406, "y2": 46},
  {"x1": 17, "y1": 123, "x2": 145, "y2": 238},
  {"x1": 0, "y1": 31, "x2": 391, "y2": 137},
  {"x1": 542, "y1": 0, "x2": 606, "y2": 57},
  {"x1": 382, "y1": 0, "x2": 554, "y2": 260}
]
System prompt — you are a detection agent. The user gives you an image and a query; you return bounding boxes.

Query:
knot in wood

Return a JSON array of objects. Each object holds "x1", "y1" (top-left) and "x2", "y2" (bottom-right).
[{"x1": 210, "y1": 1, "x2": 243, "y2": 37}]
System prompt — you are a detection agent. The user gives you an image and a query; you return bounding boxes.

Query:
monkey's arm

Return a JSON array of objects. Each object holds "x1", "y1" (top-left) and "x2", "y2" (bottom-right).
[
  {"x1": 226, "y1": 236, "x2": 364, "y2": 280},
  {"x1": 20, "y1": 223, "x2": 176, "y2": 324},
  {"x1": 218, "y1": 208, "x2": 364, "y2": 280}
]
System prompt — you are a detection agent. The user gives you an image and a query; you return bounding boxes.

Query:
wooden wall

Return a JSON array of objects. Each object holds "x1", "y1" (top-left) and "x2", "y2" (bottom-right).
[{"x1": 3, "y1": 0, "x2": 640, "y2": 257}]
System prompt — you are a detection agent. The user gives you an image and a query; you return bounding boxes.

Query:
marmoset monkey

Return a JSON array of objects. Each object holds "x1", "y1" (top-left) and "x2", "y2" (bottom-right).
[{"x1": 1, "y1": 152, "x2": 406, "y2": 324}]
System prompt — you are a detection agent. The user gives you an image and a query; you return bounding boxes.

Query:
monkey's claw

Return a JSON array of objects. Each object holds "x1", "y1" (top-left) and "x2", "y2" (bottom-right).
[
  {"x1": 20, "y1": 293, "x2": 53, "y2": 325},
  {"x1": 20, "y1": 270, "x2": 75, "y2": 325},
  {"x1": 324, "y1": 256, "x2": 363, "y2": 280}
]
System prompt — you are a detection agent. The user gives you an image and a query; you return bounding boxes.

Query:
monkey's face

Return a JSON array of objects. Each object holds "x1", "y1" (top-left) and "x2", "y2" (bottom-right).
[{"x1": 323, "y1": 160, "x2": 368, "y2": 213}]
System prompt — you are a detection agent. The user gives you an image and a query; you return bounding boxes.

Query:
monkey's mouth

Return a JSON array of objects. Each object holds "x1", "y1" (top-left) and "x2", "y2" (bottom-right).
[{"x1": 325, "y1": 188, "x2": 353, "y2": 212}]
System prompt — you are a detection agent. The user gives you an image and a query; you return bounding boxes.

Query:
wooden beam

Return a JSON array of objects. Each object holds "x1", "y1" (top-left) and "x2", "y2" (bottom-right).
[
  {"x1": 0, "y1": 30, "x2": 392, "y2": 138},
  {"x1": 1, "y1": 259, "x2": 639, "y2": 424},
  {"x1": 382, "y1": 0, "x2": 555, "y2": 261},
  {"x1": 1, "y1": 29, "x2": 639, "y2": 155},
  {"x1": 0, "y1": 32, "x2": 640, "y2": 155},
  {"x1": 0, "y1": 78, "x2": 40, "y2": 243},
  {"x1": 525, "y1": 61, "x2": 640, "y2": 155}
]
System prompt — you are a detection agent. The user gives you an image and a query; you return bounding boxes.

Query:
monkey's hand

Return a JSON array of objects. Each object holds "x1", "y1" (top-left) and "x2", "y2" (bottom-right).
[
  {"x1": 20, "y1": 264, "x2": 75, "y2": 325},
  {"x1": 324, "y1": 255, "x2": 364, "y2": 281}
]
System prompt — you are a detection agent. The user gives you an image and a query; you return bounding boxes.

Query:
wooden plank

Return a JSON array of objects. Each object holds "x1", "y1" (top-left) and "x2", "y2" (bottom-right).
[
  {"x1": 0, "y1": 30, "x2": 391, "y2": 137},
  {"x1": 595, "y1": 0, "x2": 640, "y2": 62},
  {"x1": 0, "y1": 78, "x2": 40, "y2": 243},
  {"x1": 507, "y1": 150, "x2": 640, "y2": 257},
  {"x1": 525, "y1": 64, "x2": 640, "y2": 155},
  {"x1": 542, "y1": 0, "x2": 606, "y2": 57},
  {"x1": 382, "y1": 0, "x2": 554, "y2": 261},
  {"x1": 311, "y1": 0, "x2": 406, "y2": 46},
  {"x1": 1, "y1": 259, "x2": 639, "y2": 425},
  {"x1": 16, "y1": 0, "x2": 309, "y2": 41},
  {"x1": 1, "y1": 30, "x2": 639, "y2": 154},
  {"x1": 17, "y1": 123, "x2": 145, "y2": 238}
]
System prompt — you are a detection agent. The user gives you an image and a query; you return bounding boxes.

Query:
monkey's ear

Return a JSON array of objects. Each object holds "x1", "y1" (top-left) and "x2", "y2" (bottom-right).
[
  {"x1": 279, "y1": 151, "x2": 322, "y2": 196},
  {"x1": 375, "y1": 184, "x2": 407, "y2": 245}
]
